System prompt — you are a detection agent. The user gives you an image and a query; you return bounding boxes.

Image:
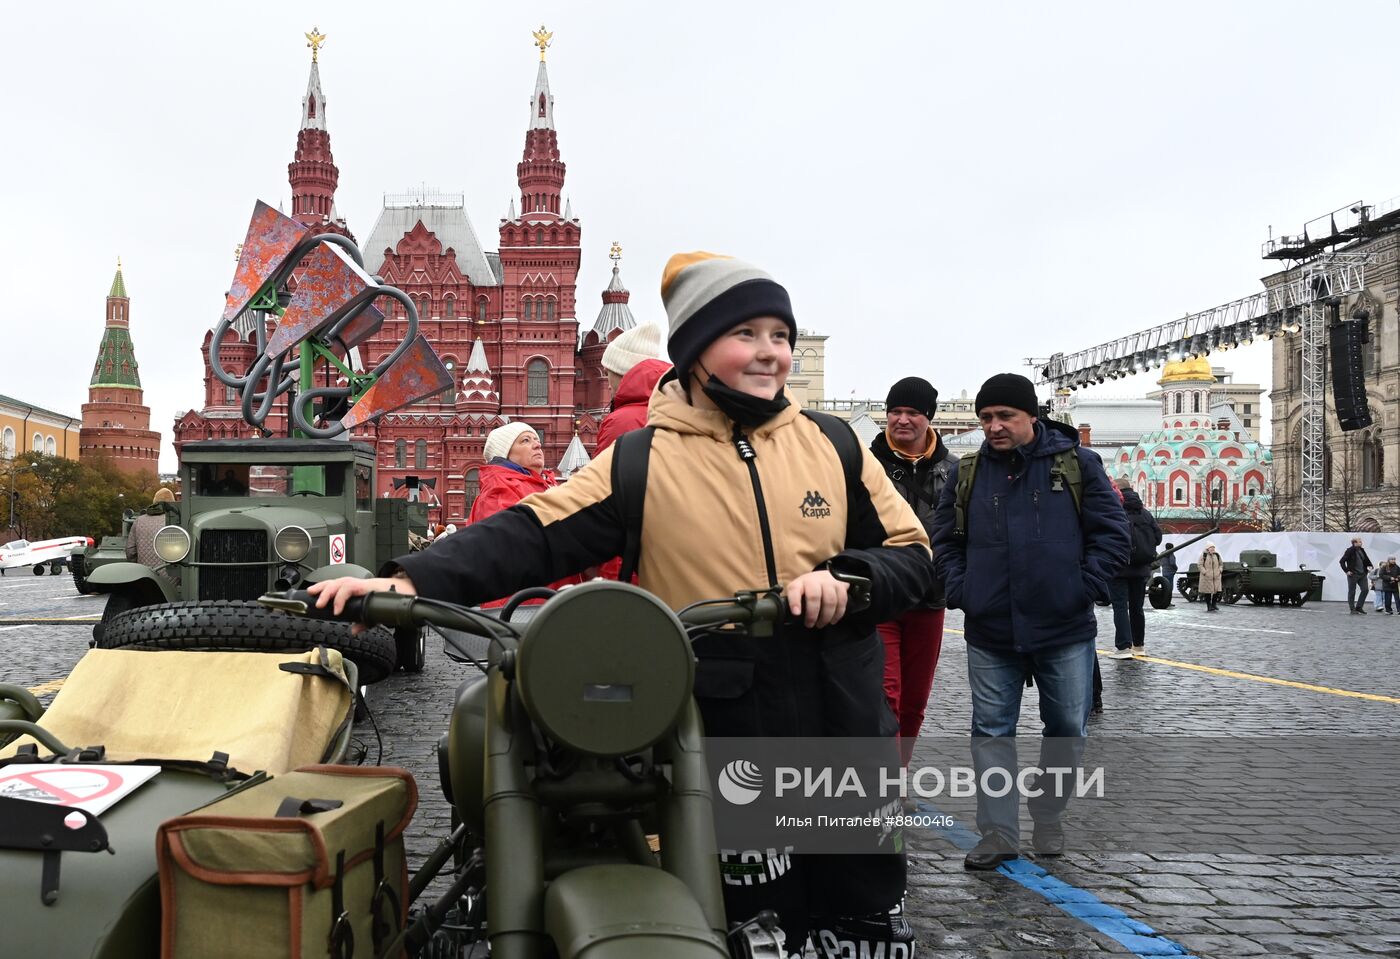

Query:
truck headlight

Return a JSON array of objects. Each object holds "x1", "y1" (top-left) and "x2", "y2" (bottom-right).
[
  {"x1": 274, "y1": 526, "x2": 312, "y2": 563},
  {"x1": 153, "y1": 527, "x2": 191, "y2": 564}
]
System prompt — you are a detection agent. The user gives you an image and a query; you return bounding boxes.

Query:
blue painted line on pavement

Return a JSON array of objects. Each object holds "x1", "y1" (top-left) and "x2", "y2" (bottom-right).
[{"x1": 914, "y1": 800, "x2": 1198, "y2": 958}]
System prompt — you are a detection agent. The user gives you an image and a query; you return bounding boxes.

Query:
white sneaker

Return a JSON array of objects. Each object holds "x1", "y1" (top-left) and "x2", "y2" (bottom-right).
[
  {"x1": 1132, "y1": 645, "x2": 1146, "y2": 656},
  {"x1": 1108, "y1": 648, "x2": 1134, "y2": 660}
]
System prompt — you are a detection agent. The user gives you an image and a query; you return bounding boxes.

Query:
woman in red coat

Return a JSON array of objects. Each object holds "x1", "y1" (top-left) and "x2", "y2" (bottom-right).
[
  {"x1": 594, "y1": 325, "x2": 670, "y2": 580},
  {"x1": 469, "y1": 422, "x2": 582, "y2": 604},
  {"x1": 595, "y1": 358, "x2": 671, "y2": 453}
]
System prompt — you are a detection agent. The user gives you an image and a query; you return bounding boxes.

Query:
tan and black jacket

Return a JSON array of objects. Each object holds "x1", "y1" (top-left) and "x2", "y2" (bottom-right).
[{"x1": 397, "y1": 379, "x2": 932, "y2": 620}]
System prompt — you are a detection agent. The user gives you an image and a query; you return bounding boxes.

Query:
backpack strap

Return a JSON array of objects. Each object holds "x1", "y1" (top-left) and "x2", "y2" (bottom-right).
[
  {"x1": 952, "y1": 451, "x2": 982, "y2": 540},
  {"x1": 799, "y1": 410, "x2": 863, "y2": 517},
  {"x1": 610, "y1": 427, "x2": 655, "y2": 583},
  {"x1": 953, "y1": 447, "x2": 1087, "y2": 539},
  {"x1": 1051, "y1": 449, "x2": 1084, "y2": 517}
]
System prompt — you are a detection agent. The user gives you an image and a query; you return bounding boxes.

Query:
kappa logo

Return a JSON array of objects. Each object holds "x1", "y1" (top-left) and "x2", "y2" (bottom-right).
[{"x1": 800, "y1": 490, "x2": 832, "y2": 519}]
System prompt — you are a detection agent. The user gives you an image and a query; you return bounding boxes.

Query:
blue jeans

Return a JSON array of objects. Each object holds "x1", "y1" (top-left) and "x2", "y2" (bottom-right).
[{"x1": 966, "y1": 641, "x2": 1094, "y2": 845}]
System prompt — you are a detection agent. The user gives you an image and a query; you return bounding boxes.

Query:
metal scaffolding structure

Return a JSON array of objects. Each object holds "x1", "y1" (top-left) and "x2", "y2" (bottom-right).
[
  {"x1": 1026, "y1": 254, "x2": 1368, "y2": 392},
  {"x1": 1298, "y1": 297, "x2": 1328, "y2": 531},
  {"x1": 1025, "y1": 252, "x2": 1370, "y2": 531}
]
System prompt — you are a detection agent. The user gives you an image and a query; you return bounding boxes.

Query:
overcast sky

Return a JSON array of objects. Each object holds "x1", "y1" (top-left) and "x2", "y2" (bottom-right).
[{"x1": 5, "y1": 1, "x2": 1399, "y2": 471}]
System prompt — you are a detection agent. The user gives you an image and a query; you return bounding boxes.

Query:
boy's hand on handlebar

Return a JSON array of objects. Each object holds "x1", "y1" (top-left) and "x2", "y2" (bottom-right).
[
  {"x1": 308, "y1": 575, "x2": 417, "y2": 633},
  {"x1": 786, "y1": 570, "x2": 849, "y2": 629}
]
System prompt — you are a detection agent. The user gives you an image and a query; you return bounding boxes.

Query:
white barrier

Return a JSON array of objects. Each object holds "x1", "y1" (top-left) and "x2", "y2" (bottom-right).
[{"x1": 1158, "y1": 531, "x2": 1400, "y2": 603}]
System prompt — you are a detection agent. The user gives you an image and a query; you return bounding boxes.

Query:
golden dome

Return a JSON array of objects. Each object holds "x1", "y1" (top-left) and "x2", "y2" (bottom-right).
[{"x1": 1158, "y1": 357, "x2": 1215, "y2": 384}]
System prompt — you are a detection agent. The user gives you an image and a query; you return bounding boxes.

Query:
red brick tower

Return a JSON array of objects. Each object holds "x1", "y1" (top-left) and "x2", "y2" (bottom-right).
[
  {"x1": 80, "y1": 260, "x2": 161, "y2": 478},
  {"x1": 288, "y1": 27, "x2": 351, "y2": 237},
  {"x1": 494, "y1": 29, "x2": 585, "y2": 461}
]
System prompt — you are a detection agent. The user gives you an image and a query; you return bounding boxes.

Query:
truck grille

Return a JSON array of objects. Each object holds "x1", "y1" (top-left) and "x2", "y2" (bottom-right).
[{"x1": 199, "y1": 529, "x2": 268, "y2": 601}]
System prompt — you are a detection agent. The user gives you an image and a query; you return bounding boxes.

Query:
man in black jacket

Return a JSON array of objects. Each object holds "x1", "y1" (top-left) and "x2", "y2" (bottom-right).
[
  {"x1": 1341, "y1": 538, "x2": 1375, "y2": 614},
  {"x1": 871, "y1": 376, "x2": 960, "y2": 766}
]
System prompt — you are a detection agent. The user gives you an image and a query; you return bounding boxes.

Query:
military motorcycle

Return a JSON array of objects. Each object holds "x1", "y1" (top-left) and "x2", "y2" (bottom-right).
[
  {"x1": 3, "y1": 577, "x2": 838, "y2": 957},
  {"x1": 261, "y1": 577, "x2": 833, "y2": 958}
]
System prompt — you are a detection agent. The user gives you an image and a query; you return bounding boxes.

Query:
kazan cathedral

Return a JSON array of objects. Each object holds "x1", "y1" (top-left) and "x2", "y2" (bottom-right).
[
  {"x1": 1109, "y1": 358, "x2": 1273, "y2": 531},
  {"x1": 173, "y1": 29, "x2": 633, "y2": 525}
]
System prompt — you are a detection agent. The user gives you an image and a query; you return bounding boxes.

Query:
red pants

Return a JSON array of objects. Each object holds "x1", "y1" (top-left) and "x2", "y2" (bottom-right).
[{"x1": 878, "y1": 608, "x2": 945, "y2": 766}]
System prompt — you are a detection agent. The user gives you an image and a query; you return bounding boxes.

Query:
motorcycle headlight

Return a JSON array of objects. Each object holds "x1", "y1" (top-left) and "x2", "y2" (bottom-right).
[
  {"x1": 153, "y1": 527, "x2": 191, "y2": 564},
  {"x1": 274, "y1": 525, "x2": 312, "y2": 563}
]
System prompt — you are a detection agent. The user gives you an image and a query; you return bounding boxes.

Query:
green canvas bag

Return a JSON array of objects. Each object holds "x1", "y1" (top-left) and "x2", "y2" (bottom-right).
[{"x1": 157, "y1": 765, "x2": 418, "y2": 959}]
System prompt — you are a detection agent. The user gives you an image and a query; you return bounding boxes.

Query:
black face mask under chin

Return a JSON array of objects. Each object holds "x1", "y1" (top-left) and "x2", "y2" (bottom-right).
[{"x1": 694, "y1": 365, "x2": 790, "y2": 429}]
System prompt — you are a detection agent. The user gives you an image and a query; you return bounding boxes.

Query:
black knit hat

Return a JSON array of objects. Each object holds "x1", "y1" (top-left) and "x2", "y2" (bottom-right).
[
  {"x1": 975, "y1": 373, "x2": 1039, "y2": 417},
  {"x1": 885, "y1": 377, "x2": 938, "y2": 418}
]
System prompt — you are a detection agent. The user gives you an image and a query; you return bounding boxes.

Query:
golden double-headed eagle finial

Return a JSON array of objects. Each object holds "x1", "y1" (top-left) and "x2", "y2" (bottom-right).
[
  {"x1": 532, "y1": 25, "x2": 553, "y2": 61},
  {"x1": 609, "y1": 242, "x2": 622, "y2": 262},
  {"x1": 306, "y1": 27, "x2": 327, "y2": 63}
]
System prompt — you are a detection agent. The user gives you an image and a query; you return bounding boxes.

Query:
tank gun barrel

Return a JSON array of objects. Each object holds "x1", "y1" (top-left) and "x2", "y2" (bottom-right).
[{"x1": 1154, "y1": 527, "x2": 1219, "y2": 564}]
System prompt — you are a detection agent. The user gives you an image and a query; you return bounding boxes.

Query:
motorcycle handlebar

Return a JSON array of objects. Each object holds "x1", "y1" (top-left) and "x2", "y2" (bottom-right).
[{"x1": 259, "y1": 571, "x2": 871, "y2": 636}]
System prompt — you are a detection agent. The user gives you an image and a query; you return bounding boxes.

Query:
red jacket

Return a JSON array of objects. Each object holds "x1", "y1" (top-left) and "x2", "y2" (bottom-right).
[
  {"x1": 594, "y1": 359, "x2": 671, "y2": 580},
  {"x1": 595, "y1": 359, "x2": 671, "y2": 453},
  {"x1": 469, "y1": 461, "x2": 582, "y2": 604}
]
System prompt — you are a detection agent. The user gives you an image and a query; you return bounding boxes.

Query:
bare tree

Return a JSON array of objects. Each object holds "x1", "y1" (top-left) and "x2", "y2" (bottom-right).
[
  {"x1": 1264, "y1": 478, "x2": 1292, "y2": 532},
  {"x1": 1324, "y1": 435, "x2": 1362, "y2": 532}
]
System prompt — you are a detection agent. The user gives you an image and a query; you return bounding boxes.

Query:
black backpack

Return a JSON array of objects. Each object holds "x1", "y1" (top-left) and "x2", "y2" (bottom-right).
[
  {"x1": 1128, "y1": 514, "x2": 1158, "y2": 566},
  {"x1": 609, "y1": 410, "x2": 864, "y2": 582}
]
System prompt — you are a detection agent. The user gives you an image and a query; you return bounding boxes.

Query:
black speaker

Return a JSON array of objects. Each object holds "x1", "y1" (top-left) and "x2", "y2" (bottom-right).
[{"x1": 1329, "y1": 317, "x2": 1373, "y2": 431}]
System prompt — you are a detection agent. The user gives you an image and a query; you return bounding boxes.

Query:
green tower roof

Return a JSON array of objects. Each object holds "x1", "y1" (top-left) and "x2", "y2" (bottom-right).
[
  {"x1": 90, "y1": 327, "x2": 142, "y2": 388},
  {"x1": 109, "y1": 260, "x2": 127, "y2": 299}
]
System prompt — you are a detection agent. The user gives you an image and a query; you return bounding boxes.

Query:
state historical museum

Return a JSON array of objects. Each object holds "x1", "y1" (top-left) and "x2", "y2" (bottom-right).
[{"x1": 173, "y1": 29, "x2": 637, "y2": 524}]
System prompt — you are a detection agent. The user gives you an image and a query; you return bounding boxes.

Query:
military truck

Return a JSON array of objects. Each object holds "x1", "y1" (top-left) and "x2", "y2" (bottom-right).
[
  {"x1": 88, "y1": 439, "x2": 428, "y2": 681},
  {"x1": 70, "y1": 509, "x2": 137, "y2": 595}
]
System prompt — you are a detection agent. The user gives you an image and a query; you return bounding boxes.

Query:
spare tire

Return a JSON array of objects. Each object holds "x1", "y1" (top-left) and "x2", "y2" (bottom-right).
[{"x1": 97, "y1": 600, "x2": 397, "y2": 685}]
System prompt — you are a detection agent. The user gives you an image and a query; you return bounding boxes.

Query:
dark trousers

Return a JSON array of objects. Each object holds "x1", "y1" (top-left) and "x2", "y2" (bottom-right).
[
  {"x1": 695, "y1": 627, "x2": 903, "y2": 948},
  {"x1": 1109, "y1": 576, "x2": 1148, "y2": 649},
  {"x1": 1385, "y1": 587, "x2": 1399, "y2": 613},
  {"x1": 1348, "y1": 572, "x2": 1370, "y2": 610},
  {"x1": 1204, "y1": 591, "x2": 1220, "y2": 611}
]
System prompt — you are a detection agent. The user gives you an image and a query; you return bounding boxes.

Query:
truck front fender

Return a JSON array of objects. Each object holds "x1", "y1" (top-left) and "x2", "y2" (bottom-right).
[
  {"x1": 86, "y1": 562, "x2": 179, "y2": 603},
  {"x1": 305, "y1": 563, "x2": 374, "y2": 584}
]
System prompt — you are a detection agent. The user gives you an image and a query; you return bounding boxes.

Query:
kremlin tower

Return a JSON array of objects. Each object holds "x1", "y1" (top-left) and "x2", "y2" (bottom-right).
[{"x1": 79, "y1": 261, "x2": 161, "y2": 479}]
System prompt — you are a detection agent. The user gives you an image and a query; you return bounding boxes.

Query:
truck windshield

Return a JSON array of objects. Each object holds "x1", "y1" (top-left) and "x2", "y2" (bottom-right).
[{"x1": 194, "y1": 464, "x2": 346, "y2": 498}]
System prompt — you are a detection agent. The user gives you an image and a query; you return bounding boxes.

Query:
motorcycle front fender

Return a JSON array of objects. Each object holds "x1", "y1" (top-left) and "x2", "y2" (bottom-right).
[{"x1": 544, "y1": 865, "x2": 729, "y2": 959}]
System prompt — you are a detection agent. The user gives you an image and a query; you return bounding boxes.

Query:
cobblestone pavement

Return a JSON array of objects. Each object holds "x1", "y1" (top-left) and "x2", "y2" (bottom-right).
[{"x1": 4, "y1": 577, "x2": 1400, "y2": 958}]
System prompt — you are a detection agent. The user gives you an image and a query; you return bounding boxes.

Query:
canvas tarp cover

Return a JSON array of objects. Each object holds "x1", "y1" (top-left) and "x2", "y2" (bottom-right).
[{"x1": 0, "y1": 648, "x2": 351, "y2": 774}]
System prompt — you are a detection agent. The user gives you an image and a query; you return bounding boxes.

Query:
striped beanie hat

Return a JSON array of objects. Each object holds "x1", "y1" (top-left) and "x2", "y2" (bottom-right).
[{"x1": 660, "y1": 252, "x2": 796, "y2": 377}]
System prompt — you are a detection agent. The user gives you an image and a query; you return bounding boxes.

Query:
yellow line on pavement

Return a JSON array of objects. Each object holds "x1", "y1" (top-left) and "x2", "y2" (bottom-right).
[
  {"x1": 26, "y1": 678, "x2": 65, "y2": 696},
  {"x1": 1112, "y1": 651, "x2": 1400, "y2": 705},
  {"x1": 946, "y1": 626, "x2": 1399, "y2": 705}
]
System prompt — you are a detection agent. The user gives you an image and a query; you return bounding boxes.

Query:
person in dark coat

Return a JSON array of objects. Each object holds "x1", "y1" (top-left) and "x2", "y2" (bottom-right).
[
  {"x1": 870, "y1": 376, "x2": 960, "y2": 766},
  {"x1": 1379, "y1": 557, "x2": 1400, "y2": 613},
  {"x1": 1340, "y1": 538, "x2": 1375, "y2": 614},
  {"x1": 1107, "y1": 487, "x2": 1161, "y2": 659},
  {"x1": 931, "y1": 373, "x2": 1129, "y2": 870},
  {"x1": 1157, "y1": 542, "x2": 1178, "y2": 608}
]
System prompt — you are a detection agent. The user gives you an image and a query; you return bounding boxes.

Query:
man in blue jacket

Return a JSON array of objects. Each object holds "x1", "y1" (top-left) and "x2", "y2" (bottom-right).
[{"x1": 932, "y1": 373, "x2": 1129, "y2": 869}]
